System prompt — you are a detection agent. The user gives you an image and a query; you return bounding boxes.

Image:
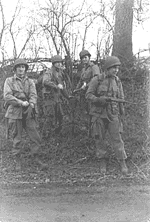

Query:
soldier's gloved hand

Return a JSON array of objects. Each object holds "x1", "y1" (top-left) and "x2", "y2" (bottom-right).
[
  {"x1": 22, "y1": 101, "x2": 29, "y2": 107},
  {"x1": 93, "y1": 97, "x2": 107, "y2": 106},
  {"x1": 58, "y1": 84, "x2": 63, "y2": 89}
]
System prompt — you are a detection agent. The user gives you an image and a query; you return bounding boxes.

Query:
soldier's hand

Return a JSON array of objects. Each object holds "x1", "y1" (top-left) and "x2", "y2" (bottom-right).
[
  {"x1": 22, "y1": 101, "x2": 29, "y2": 107},
  {"x1": 58, "y1": 84, "x2": 63, "y2": 89},
  {"x1": 94, "y1": 97, "x2": 107, "y2": 106},
  {"x1": 105, "y1": 97, "x2": 112, "y2": 102}
]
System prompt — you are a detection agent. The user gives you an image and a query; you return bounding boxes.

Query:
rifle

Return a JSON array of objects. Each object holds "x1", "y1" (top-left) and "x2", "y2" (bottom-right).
[{"x1": 106, "y1": 97, "x2": 137, "y2": 105}]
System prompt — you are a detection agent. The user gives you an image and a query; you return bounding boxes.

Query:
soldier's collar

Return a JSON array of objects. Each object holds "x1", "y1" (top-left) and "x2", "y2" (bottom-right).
[
  {"x1": 14, "y1": 74, "x2": 28, "y2": 81},
  {"x1": 85, "y1": 61, "x2": 92, "y2": 68}
]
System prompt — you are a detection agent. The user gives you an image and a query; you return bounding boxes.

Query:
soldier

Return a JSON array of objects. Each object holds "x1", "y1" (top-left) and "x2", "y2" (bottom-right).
[
  {"x1": 86, "y1": 56, "x2": 128, "y2": 174},
  {"x1": 42, "y1": 55, "x2": 70, "y2": 134},
  {"x1": 74, "y1": 50, "x2": 101, "y2": 112},
  {"x1": 75, "y1": 50, "x2": 101, "y2": 91},
  {"x1": 3, "y1": 58, "x2": 43, "y2": 171}
]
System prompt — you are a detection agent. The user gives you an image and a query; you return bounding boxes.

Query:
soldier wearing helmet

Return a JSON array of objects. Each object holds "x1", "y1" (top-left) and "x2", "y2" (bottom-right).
[
  {"x1": 86, "y1": 56, "x2": 128, "y2": 175},
  {"x1": 13, "y1": 58, "x2": 29, "y2": 72},
  {"x1": 42, "y1": 55, "x2": 70, "y2": 134},
  {"x1": 75, "y1": 50, "x2": 101, "y2": 92},
  {"x1": 51, "y1": 55, "x2": 63, "y2": 64},
  {"x1": 3, "y1": 58, "x2": 45, "y2": 171},
  {"x1": 74, "y1": 49, "x2": 101, "y2": 113},
  {"x1": 104, "y1": 56, "x2": 121, "y2": 70}
]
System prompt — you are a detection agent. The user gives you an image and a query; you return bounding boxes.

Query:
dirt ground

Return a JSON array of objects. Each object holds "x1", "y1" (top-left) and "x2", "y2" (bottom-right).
[
  {"x1": 1, "y1": 159, "x2": 150, "y2": 222},
  {"x1": 1, "y1": 182, "x2": 150, "y2": 222}
]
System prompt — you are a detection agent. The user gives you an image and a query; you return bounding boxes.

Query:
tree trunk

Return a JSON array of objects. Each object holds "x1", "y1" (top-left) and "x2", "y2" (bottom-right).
[{"x1": 112, "y1": 0, "x2": 134, "y2": 67}]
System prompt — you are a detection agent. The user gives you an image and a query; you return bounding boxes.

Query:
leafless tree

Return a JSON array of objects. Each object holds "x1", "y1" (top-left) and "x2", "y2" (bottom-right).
[
  {"x1": 8, "y1": 0, "x2": 36, "y2": 59},
  {"x1": 0, "y1": 0, "x2": 7, "y2": 63},
  {"x1": 0, "y1": 0, "x2": 5, "y2": 47},
  {"x1": 0, "y1": 0, "x2": 150, "y2": 64},
  {"x1": 38, "y1": 0, "x2": 87, "y2": 58}
]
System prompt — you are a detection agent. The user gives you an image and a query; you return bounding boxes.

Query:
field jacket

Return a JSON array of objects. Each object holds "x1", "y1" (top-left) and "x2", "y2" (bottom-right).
[
  {"x1": 42, "y1": 66, "x2": 68, "y2": 104},
  {"x1": 76, "y1": 61, "x2": 101, "y2": 89},
  {"x1": 86, "y1": 73, "x2": 124, "y2": 120},
  {"x1": 3, "y1": 74, "x2": 37, "y2": 119}
]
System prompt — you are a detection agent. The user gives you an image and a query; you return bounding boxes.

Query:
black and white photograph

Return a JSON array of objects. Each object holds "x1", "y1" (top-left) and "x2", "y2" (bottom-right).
[{"x1": 0, "y1": 0, "x2": 150, "y2": 221}]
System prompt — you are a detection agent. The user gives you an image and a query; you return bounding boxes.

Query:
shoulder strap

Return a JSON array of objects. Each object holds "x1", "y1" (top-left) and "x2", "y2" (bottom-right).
[
  {"x1": 97, "y1": 72, "x2": 105, "y2": 85},
  {"x1": 114, "y1": 75, "x2": 121, "y2": 86},
  {"x1": 93, "y1": 74, "x2": 104, "y2": 95}
]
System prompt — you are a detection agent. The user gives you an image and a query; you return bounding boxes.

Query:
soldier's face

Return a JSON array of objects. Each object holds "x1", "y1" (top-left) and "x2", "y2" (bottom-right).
[
  {"x1": 107, "y1": 65, "x2": 120, "y2": 77},
  {"x1": 81, "y1": 55, "x2": 90, "y2": 65},
  {"x1": 15, "y1": 64, "x2": 26, "y2": 78},
  {"x1": 54, "y1": 62, "x2": 62, "y2": 69}
]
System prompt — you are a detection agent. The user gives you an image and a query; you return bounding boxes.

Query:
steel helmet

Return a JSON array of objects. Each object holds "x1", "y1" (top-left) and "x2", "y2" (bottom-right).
[
  {"x1": 51, "y1": 55, "x2": 63, "y2": 64},
  {"x1": 104, "y1": 56, "x2": 121, "y2": 70},
  {"x1": 79, "y1": 50, "x2": 91, "y2": 59},
  {"x1": 13, "y1": 58, "x2": 29, "y2": 71}
]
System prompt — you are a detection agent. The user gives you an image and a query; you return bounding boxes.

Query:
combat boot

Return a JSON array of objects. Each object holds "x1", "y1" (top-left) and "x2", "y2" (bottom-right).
[
  {"x1": 100, "y1": 158, "x2": 107, "y2": 174},
  {"x1": 119, "y1": 159, "x2": 128, "y2": 175}
]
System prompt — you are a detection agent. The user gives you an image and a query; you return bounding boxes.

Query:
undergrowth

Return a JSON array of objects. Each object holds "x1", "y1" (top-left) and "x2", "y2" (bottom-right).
[{"x1": 0, "y1": 59, "x2": 150, "y2": 183}]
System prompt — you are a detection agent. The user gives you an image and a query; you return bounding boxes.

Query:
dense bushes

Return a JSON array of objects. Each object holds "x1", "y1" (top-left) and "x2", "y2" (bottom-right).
[{"x1": 0, "y1": 59, "x2": 149, "y2": 165}]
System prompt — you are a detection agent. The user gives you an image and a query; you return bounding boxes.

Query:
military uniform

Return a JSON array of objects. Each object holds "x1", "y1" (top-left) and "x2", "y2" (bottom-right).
[
  {"x1": 42, "y1": 66, "x2": 69, "y2": 132},
  {"x1": 76, "y1": 61, "x2": 101, "y2": 90},
  {"x1": 3, "y1": 59, "x2": 47, "y2": 171},
  {"x1": 4, "y1": 74, "x2": 41, "y2": 156},
  {"x1": 76, "y1": 61, "x2": 101, "y2": 112},
  {"x1": 86, "y1": 73, "x2": 127, "y2": 161}
]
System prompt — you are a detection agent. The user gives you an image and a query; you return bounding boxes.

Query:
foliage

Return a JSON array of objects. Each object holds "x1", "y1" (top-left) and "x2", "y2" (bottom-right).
[
  {"x1": 0, "y1": 59, "x2": 149, "y2": 165},
  {"x1": 0, "y1": 59, "x2": 150, "y2": 188}
]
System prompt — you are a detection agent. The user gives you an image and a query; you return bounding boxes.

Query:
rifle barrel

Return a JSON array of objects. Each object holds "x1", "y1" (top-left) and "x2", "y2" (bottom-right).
[{"x1": 109, "y1": 98, "x2": 136, "y2": 104}]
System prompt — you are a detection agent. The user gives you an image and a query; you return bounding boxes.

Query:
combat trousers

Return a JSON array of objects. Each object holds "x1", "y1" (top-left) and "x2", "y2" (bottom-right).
[
  {"x1": 91, "y1": 116, "x2": 127, "y2": 160},
  {"x1": 8, "y1": 118, "x2": 41, "y2": 156}
]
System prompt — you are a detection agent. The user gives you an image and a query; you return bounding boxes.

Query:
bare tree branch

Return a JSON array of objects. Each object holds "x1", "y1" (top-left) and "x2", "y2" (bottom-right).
[
  {"x1": 18, "y1": 27, "x2": 35, "y2": 58},
  {"x1": 8, "y1": 0, "x2": 22, "y2": 58},
  {"x1": 0, "y1": 0, "x2": 5, "y2": 47}
]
